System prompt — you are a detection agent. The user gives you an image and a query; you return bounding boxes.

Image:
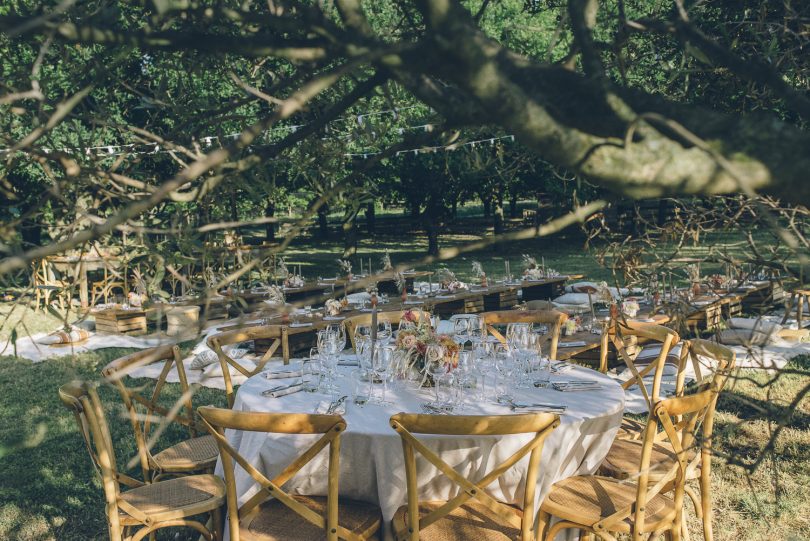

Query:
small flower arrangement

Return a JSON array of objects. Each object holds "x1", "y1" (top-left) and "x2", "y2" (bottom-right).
[
  {"x1": 381, "y1": 251, "x2": 393, "y2": 271},
  {"x1": 277, "y1": 257, "x2": 290, "y2": 279},
  {"x1": 471, "y1": 261, "x2": 487, "y2": 287},
  {"x1": 435, "y1": 266, "x2": 457, "y2": 288},
  {"x1": 337, "y1": 259, "x2": 352, "y2": 279},
  {"x1": 621, "y1": 300, "x2": 640, "y2": 318},
  {"x1": 446, "y1": 280, "x2": 468, "y2": 293},
  {"x1": 265, "y1": 285, "x2": 286, "y2": 305},
  {"x1": 325, "y1": 298, "x2": 342, "y2": 316},
  {"x1": 563, "y1": 318, "x2": 578, "y2": 336},
  {"x1": 595, "y1": 281, "x2": 615, "y2": 303},
  {"x1": 284, "y1": 274, "x2": 305, "y2": 288}
]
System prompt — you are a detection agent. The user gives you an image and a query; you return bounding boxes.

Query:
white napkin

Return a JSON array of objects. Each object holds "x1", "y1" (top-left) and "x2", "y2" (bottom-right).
[
  {"x1": 262, "y1": 384, "x2": 303, "y2": 398},
  {"x1": 553, "y1": 382, "x2": 601, "y2": 392},
  {"x1": 323, "y1": 316, "x2": 345, "y2": 321},
  {"x1": 558, "y1": 341, "x2": 588, "y2": 348},
  {"x1": 314, "y1": 399, "x2": 346, "y2": 415},
  {"x1": 263, "y1": 369, "x2": 303, "y2": 379},
  {"x1": 290, "y1": 322, "x2": 313, "y2": 328}
]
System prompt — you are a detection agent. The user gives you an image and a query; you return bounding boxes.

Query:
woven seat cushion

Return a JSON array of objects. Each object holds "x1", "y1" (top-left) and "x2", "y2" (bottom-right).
[
  {"x1": 118, "y1": 474, "x2": 225, "y2": 525},
  {"x1": 600, "y1": 439, "x2": 699, "y2": 481},
  {"x1": 152, "y1": 434, "x2": 219, "y2": 471},
  {"x1": 240, "y1": 495, "x2": 381, "y2": 541},
  {"x1": 392, "y1": 501, "x2": 523, "y2": 541},
  {"x1": 541, "y1": 475, "x2": 675, "y2": 534}
]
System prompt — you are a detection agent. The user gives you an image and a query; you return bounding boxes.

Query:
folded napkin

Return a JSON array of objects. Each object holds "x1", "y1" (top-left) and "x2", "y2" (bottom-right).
[
  {"x1": 552, "y1": 382, "x2": 601, "y2": 392},
  {"x1": 263, "y1": 369, "x2": 303, "y2": 379},
  {"x1": 558, "y1": 341, "x2": 588, "y2": 348},
  {"x1": 550, "y1": 362, "x2": 573, "y2": 374},
  {"x1": 435, "y1": 295, "x2": 455, "y2": 299},
  {"x1": 404, "y1": 300, "x2": 423, "y2": 305},
  {"x1": 289, "y1": 322, "x2": 313, "y2": 328},
  {"x1": 337, "y1": 359, "x2": 359, "y2": 367},
  {"x1": 313, "y1": 399, "x2": 346, "y2": 415},
  {"x1": 261, "y1": 384, "x2": 303, "y2": 398},
  {"x1": 323, "y1": 315, "x2": 345, "y2": 321}
]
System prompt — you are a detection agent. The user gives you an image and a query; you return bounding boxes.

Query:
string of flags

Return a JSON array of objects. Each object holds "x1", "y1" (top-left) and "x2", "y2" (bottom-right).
[
  {"x1": 0, "y1": 104, "x2": 431, "y2": 157},
  {"x1": 0, "y1": 102, "x2": 517, "y2": 160}
]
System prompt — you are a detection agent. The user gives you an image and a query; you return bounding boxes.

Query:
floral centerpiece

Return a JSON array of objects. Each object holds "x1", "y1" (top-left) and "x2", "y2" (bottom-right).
[
  {"x1": 435, "y1": 266, "x2": 467, "y2": 292},
  {"x1": 380, "y1": 251, "x2": 393, "y2": 272},
  {"x1": 284, "y1": 274, "x2": 305, "y2": 288},
  {"x1": 621, "y1": 300, "x2": 640, "y2": 318},
  {"x1": 471, "y1": 261, "x2": 487, "y2": 287},
  {"x1": 337, "y1": 259, "x2": 353, "y2": 280},
  {"x1": 325, "y1": 298, "x2": 343, "y2": 316},
  {"x1": 395, "y1": 310, "x2": 460, "y2": 384},
  {"x1": 522, "y1": 254, "x2": 545, "y2": 280}
]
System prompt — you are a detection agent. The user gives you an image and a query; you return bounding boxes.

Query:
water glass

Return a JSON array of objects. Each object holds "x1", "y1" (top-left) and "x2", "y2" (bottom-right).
[
  {"x1": 301, "y1": 361, "x2": 319, "y2": 393},
  {"x1": 534, "y1": 358, "x2": 552, "y2": 388},
  {"x1": 351, "y1": 369, "x2": 371, "y2": 407}
]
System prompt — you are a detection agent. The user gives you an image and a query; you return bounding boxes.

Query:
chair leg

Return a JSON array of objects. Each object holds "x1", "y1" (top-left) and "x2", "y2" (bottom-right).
[
  {"x1": 684, "y1": 485, "x2": 703, "y2": 519},
  {"x1": 211, "y1": 506, "x2": 223, "y2": 541},
  {"x1": 535, "y1": 510, "x2": 550, "y2": 541}
]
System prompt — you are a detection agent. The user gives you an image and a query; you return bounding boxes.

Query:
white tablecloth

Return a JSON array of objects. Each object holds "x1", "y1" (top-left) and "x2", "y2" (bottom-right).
[{"x1": 218, "y1": 364, "x2": 624, "y2": 540}]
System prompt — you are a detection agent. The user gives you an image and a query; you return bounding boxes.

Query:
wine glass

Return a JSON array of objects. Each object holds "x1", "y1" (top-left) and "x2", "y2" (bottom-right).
[
  {"x1": 493, "y1": 343, "x2": 515, "y2": 403},
  {"x1": 376, "y1": 319, "x2": 393, "y2": 344}
]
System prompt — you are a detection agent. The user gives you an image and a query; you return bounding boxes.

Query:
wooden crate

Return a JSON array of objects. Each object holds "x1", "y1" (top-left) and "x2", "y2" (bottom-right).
[
  {"x1": 721, "y1": 297, "x2": 743, "y2": 319},
  {"x1": 483, "y1": 289, "x2": 519, "y2": 311},
  {"x1": 430, "y1": 296, "x2": 484, "y2": 317},
  {"x1": 741, "y1": 281, "x2": 785, "y2": 313},
  {"x1": 93, "y1": 309, "x2": 147, "y2": 335},
  {"x1": 685, "y1": 303, "x2": 723, "y2": 334}
]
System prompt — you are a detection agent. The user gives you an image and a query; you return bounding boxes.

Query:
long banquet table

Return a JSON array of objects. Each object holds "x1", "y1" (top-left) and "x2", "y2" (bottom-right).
[{"x1": 219, "y1": 363, "x2": 624, "y2": 540}]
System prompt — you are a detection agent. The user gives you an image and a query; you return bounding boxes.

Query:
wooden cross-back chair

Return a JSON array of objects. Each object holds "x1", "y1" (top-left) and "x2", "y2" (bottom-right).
[
  {"x1": 58, "y1": 381, "x2": 225, "y2": 541},
  {"x1": 32, "y1": 258, "x2": 71, "y2": 311},
  {"x1": 480, "y1": 309, "x2": 568, "y2": 361},
  {"x1": 101, "y1": 345, "x2": 219, "y2": 482},
  {"x1": 389, "y1": 412, "x2": 560, "y2": 541},
  {"x1": 344, "y1": 310, "x2": 430, "y2": 352},
  {"x1": 611, "y1": 322, "x2": 681, "y2": 441},
  {"x1": 198, "y1": 406, "x2": 382, "y2": 541},
  {"x1": 600, "y1": 339, "x2": 736, "y2": 541},
  {"x1": 538, "y1": 385, "x2": 720, "y2": 541},
  {"x1": 208, "y1": 324, "x2": 297, "y2": 408}
]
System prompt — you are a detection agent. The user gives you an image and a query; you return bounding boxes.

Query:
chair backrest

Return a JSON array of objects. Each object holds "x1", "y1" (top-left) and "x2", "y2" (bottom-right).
[
  {"x1": 58, "y1": 381, "x2": 143, "y2": 541},
  {"x1": 345, "y1": 310, "x2": 430, "y2": 352},
  {"x1": 612, "y1": 322, "x2": 680, "y2": 411},
  {"x1": 101, "y1": 345, "x2": 199, "y2": 479},
  {"x1": 480, "y1": 309, "x2": 568, "y2": 360},
  {"x1": 208, "y1": 325, "x2": 292, "y2": 407},
  {"x1": 198, "y1": 407, "x2": 347, "y2": 541},
  {"x1": 597, "y1": 386, "x2": 719, "y2": 535},
  {"x1": 390, "y1": 413, "x2": 560, "y2": 541},
  {"x1": 677, "y1": 338, "x2": 736, "y2": 396}
]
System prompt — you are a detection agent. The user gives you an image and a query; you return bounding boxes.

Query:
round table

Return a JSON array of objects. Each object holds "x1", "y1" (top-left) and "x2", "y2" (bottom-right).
[{"x1": 220, "y1": 362, "x2": 625, "y2": 541}]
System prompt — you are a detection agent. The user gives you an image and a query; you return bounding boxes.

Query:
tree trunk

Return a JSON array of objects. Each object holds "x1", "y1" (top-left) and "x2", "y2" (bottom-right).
[
  {"x1": 20, "y1": 217, "x2": 42, "y2": 249},
  {"x1": 229, "y1": 188, "x2": 238, "y2": 222},
  {"x1": 317, "y1": 205, "x2": 329, "y2": 239},
  {"x1": 494, "y1": 199, "x2": 505, "y2": 236},
  {"x1": 264, "y1": 200, "x2": 276, "y2": 242},
  {"x1": 426, "y1": 222, "x2": 440, "y2": 256},
  {"x1": 482, "y1": 196, "x2": 492, "y2": 218},
  {"x1": 343, "y1": 213, "x2": 357, "y2": 257},
  {"x1": 365, "y1": 202, "x2": 375, "y2": 234},
  {"x1": 451, "y1": 199, "x2": 458, "y2": 220},
  {"x1": 509, "y1": 192, "x2": 518, "y2": 219}
]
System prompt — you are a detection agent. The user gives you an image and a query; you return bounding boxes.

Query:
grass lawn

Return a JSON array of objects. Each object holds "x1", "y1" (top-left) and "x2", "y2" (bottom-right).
[{"x1": 0, "y1": 342, "x2": 806, "y2": 540}]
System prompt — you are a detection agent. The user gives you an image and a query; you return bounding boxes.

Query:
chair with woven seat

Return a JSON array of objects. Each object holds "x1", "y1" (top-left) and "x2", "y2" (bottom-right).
[
  {"x1": 208, "y1": 324, "x2": 309, "y2": 408},
  {"x1": 611, "y1": 322, "x2": 681, "y2": 441},
  {"x1": 32, "y1": 259, "x2": 71, "y2": 311},
  {"x1": 389, "y1": 412, "x2": 560, "y2": 541},
  {"x1": 198, "y1": 406, "x2": 382, "y2": 541},
  {"x1": 480, "y1": 309, "x2": 568, "y2": 360},
  {"x1": 102, "y1": 345, "x2": 219, "y2": 482},
  {"x1": 599, "y1": 339, "x2": 736, "y2": 541},
  {"x1": 537, "y1": 384, "x2": 720, "y2": 541},
  {"x1": 58, "y1": 381, "x2": 225, "y2": 541},
  {"x1": 345, "y1": 310, "x2": 431, "y2": 352}
]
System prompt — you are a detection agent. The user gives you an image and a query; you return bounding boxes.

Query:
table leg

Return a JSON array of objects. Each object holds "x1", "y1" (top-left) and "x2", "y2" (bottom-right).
[{"x1": 80, "y1": 265, "x2": 89, "y2": 309}]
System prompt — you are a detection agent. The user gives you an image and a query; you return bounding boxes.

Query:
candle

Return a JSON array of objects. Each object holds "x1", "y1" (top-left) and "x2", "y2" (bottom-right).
[
  {"x1": 370, "y1": 301, "x2": 378, "y2": 361},
  {"x1": 360, "y1": 259, "x2": 364, "y2": 275},
  {"x1": 542, "y1": 257, "x2": 546, "y2": 276}
]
